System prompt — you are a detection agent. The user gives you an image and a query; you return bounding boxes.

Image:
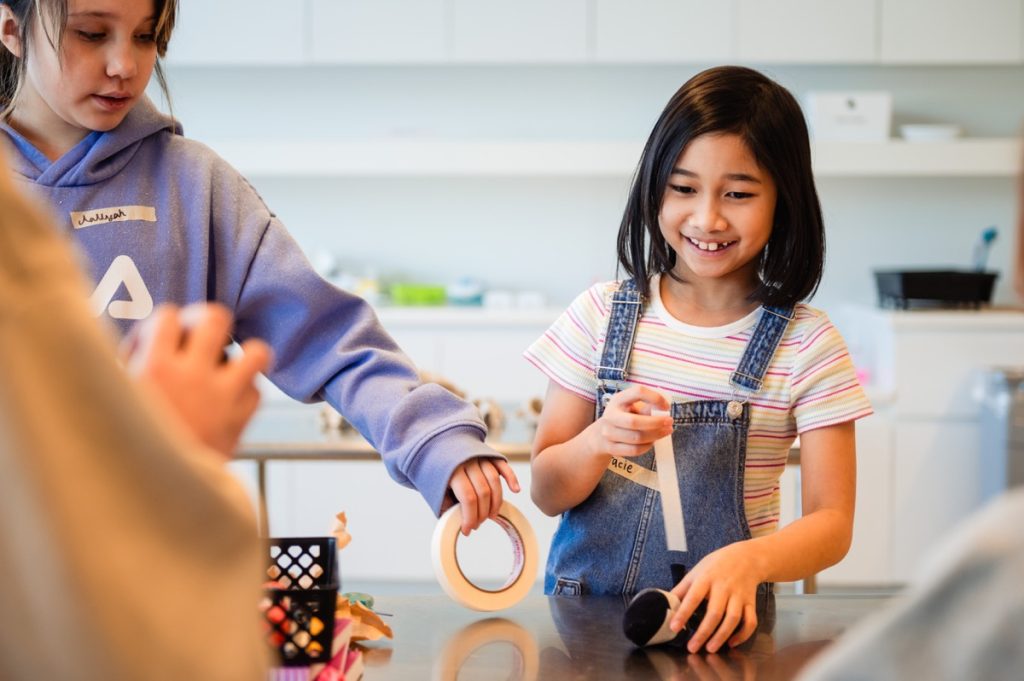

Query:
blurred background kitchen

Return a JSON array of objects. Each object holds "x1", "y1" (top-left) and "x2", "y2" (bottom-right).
[{"x1": 155, "y1": 0, "x2": 1024, "y2": 594}]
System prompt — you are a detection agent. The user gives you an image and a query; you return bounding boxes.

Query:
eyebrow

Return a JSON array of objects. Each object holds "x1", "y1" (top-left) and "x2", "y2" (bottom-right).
[
  {"x1": 671, "y1": 168, "x2": 762, "y2": 184},
  {"x1": 68, "y1": 12, "x2": 156, "y2": 20}
]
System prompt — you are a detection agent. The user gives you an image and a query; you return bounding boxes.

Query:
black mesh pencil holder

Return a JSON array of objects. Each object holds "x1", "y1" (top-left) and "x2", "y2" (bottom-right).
[{"x1": 261, "y1": 537, "x2": 339, "y2": 666}]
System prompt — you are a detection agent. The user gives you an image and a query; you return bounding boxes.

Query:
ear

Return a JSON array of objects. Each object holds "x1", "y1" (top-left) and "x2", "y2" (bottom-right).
[{"x1": 0, "y1": 6, "x2": 23, "y2": 59}]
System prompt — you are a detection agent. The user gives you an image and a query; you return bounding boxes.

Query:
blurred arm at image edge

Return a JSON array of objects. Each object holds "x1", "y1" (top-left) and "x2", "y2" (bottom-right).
[{"x1": 0, "y1": 153, "x2": 269, "y2": 680}]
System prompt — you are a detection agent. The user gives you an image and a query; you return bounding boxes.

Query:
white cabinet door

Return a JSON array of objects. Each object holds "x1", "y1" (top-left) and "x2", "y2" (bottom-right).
[
  {"x1": 166, "y1": 0, "x2": 307, "y2": 65},
  {"x1": 452, "y1": 0, "x2": 587, "y2": 63},
  {"x1": 890, "y1": 421, "x2": 982, "y2": 582},
  {"x1": 736, "y1": 0, "x2": 877, "y2": 63},
  {"x1": 819, "y1": 413, "x2": 894, "y2": 585},
  {"x1": 593, "y1": 0, "x2": 734, "y2": 62},
  {"x1": 309, "y1": 0, "x2": 448, "y2": 63},
  {"x1": 891, "y1": 324, "x2": 1024, "y2": 420},
  {"x1": 880, "y1": 0, "x2": 1023, "y2": 64}
]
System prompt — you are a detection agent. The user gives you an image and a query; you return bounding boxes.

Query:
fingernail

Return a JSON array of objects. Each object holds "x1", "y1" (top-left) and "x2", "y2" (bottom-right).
[{"x1": 669, "y1": 620, "x2": 681, "y2": 633}]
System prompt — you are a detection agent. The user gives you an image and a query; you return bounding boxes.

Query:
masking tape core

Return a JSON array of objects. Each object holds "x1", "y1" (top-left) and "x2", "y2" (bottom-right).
[{"x1": 431, "y1": 501, "x2": 538, "y2": 611}]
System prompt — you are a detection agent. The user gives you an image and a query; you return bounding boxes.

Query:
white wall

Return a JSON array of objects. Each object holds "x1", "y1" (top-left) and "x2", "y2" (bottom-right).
[{"x1": 156, "y1": 64, "x2": 1024, "y2": 311}]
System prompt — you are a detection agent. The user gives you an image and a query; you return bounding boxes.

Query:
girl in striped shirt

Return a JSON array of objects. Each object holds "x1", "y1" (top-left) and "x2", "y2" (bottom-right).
[{"x1": 524, "y1": 65, "x2": 872, "y2": 654}]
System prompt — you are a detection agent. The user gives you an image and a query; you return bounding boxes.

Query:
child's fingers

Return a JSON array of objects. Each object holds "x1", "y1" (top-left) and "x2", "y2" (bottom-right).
[
  {"x1": 235, "y1": 383, "x2": 263, "y2": 430},
  {"x1": 130, "y1": 305, "x2": 182, "y2": 371},
  {"x1": 447, "y1": 468, "x2": 476, "y2": 535},
  {"x1": 686, "y1": 590, "x2": 728, "y2": 654},
  {"x1": 478, "y1": 459, "x2": 503, "y2": 519},
  {"x1": 728, "y1": 603, "x2": 759, "y2": 648},
  {"x1": 613, "y1": 385, "x2": 671, "y2": 411},
  {"x1": 601, "y1": 419, "x2": 673, "y2": 445},
  {"x1": 705, "y1": 596, "x2": 745, "y2": 653},
  {"x1": 669, "y1": 580, "x2": 704, "y2": 633},
  {"x1": 463, "y1": 459, "x2": 493, "y2": 528},
  {"x1": 603, "y1": 405, "x2": 673, "y2": 431},
  {"x1": 492, "y1": 458, "x2": 521, "y2": 494},
  {"x1": 179, "y1": 303, "x2": 233, "y2": 360},
  {"x1": 234, "y1": 338, "x2": 273, "y2": 378},
  {"x1": 450, "y1": 461, "x2": 490, "y2": 535}
]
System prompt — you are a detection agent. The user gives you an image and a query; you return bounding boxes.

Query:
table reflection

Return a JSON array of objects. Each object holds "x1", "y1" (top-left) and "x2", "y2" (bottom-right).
[{"x1": 405, "y1": 594, "x2": 876, "y2": 681}]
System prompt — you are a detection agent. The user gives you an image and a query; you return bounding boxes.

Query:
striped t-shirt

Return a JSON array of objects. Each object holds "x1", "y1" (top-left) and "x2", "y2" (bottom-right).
[{"x1": 523, "y1": 276, "x2": 873, "y2": 537}]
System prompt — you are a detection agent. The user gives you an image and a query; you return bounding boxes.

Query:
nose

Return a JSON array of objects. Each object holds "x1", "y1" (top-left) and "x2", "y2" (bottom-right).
[
  {"x1": 689, "y1": 196, "x2": 727, "y2": 233},
  {"x1": 105, "y1": 39, "x2": 138, "y2": 81}
]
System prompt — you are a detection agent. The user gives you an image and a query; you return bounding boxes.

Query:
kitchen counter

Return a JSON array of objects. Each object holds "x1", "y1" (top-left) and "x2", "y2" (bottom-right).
[{"x1": 348, "y1": 593, "x2": 892, "y2": 681}]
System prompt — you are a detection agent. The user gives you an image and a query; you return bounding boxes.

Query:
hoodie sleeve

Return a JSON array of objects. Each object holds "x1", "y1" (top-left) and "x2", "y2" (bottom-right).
[{"x1": 207, "y1": 160, "x2": 502, "y2": 515}]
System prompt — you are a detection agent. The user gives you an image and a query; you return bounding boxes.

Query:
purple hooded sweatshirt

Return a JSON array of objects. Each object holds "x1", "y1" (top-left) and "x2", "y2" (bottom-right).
[{"x1": 1, "y1": 98, "x2": 500, "y2": 515}]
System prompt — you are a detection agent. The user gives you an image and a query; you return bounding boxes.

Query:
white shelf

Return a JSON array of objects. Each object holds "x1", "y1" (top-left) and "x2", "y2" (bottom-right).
[
  {"x1": 208, "y1": 138, "x2": 1022, "y2": 178},
  {"x1": 376, "y1": 305, "x2": 562, "y2": 327}
]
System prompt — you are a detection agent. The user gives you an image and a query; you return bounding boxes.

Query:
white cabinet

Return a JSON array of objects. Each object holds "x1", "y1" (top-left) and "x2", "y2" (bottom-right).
[
  {"x1": 834, "y1": 306, "x2": 1024, "y2": 584},
  {"x1": 451, "y1": 0, "x2": 588, "y2": 63},
  {"x1": 880, "y1": 0, "x2": 1024, "y2": 64},
  {"x1": 309, "y1": 0, "x2": 448, "y2": 63},
  {"x1": 889, "y1": 421, "x2": 983, "y2": 581},
  {"x1": 166, "y1": 0, "x2": 307, "y2": 65},
  {"x1": 592, "y1": 0, "x2": 734, "y2": 63},
  {"x1": 736, "y1": 0, "x2": 876, "y2": 63},
  {"x1": 819, "y1": 413, "x2": 894, "y2": 585},
  {"x1": 165, "y1": 0, "x2": 1024, "y2": 65},
  {"x1": 862, "y1": 311, "x2": 1024, "y2": 419}
]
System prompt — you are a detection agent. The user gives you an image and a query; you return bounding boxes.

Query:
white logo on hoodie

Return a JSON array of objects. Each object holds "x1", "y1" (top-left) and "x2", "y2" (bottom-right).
[{"x1": 90, "y1": 255, "x2": 154, "y2": 320}]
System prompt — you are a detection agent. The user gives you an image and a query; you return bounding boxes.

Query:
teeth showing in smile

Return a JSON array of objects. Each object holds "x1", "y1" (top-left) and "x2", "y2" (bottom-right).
[{"x1": 687, "y1": 237, "x2": 736, "y2": 252}]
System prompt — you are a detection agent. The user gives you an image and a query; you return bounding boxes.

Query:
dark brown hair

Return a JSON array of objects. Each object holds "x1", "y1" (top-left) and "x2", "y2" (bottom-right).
[
  {"x1": 617, "y1": 65, "x2": 826, "y2": 306},
  {"x1": 0, "y1": 0, "x2": 177, "y2": 117}
]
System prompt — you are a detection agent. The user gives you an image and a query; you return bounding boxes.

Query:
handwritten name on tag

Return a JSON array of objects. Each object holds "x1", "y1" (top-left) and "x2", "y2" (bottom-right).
[{"x1": 71, "y1": 205, "x2": 157, "y2": 229}]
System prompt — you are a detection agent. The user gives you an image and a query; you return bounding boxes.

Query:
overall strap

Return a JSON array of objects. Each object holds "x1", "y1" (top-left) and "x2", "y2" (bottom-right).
[
  {"x1": 729, "y1": 305, "x2": 796, "y2": 394},
  {"x1": 595, "y1": 278, "x2": 644, "y2": 384}
]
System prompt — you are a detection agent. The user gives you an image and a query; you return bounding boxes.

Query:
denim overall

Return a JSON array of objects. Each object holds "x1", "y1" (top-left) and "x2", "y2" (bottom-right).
[{"x1": 546, "y1": 278, "x2": 794, "y2": 618}]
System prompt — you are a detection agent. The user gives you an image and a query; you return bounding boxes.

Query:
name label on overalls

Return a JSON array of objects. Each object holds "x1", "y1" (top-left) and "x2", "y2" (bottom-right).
[{"x1": 608, "y1": 456, "x2": 659, "y2": 490}]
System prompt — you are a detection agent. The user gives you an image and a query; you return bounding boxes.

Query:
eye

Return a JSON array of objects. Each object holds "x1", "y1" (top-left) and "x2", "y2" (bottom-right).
[
  {"x1": 135, "y1": 32, "x2": 156, "y2": 43},
  {"x1": 76, "y1": 30, "x2": 106, "y2": 42},
  {"x1": 670, "y1": 185, "x2": 696, "y2": 195},
  {"x1": 726, "y1": 191, "x2": 754, "y2": 199}
]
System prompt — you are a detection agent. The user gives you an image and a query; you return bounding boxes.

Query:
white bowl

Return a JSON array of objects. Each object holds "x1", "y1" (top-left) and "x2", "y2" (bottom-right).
[{"x1": 899, "y1": 124, "x2": 963, "y2": 142}]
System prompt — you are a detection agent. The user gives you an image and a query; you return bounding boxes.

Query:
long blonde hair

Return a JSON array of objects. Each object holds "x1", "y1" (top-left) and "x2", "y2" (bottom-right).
[{"x1": 0, "y1": 0, "x2": 177, "y2": 118}]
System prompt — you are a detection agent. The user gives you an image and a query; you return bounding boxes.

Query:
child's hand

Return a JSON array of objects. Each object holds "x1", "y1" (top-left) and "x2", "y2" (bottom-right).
[
  {"x1": 446, "y1": 457, "x2": 521, "y2": 535},
  {"x1": 668, "y1": 541, "x2": 764, "y2": 654},
  {"x1": 587, "y1": 385, "x2": 674, "y2": 458},
  {"x1": 122, "y1": 303, "x2": 272, "y2": 458}
]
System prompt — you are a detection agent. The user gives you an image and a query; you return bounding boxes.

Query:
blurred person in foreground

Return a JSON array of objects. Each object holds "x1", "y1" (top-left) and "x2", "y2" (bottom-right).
[
  {"x1": 798, "y1": 140, "x2": 1024, "y2": 681},
  {"x1": 0, "y1": 147, "x2": 271, "y2": 680}
]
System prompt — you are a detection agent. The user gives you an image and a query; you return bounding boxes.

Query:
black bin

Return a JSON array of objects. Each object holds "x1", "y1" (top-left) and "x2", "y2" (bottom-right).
[
  {"x1": 261, "y1": 537, "x2": 339, "y2": 666},
  {"x1": 874, "y1": 269, "x2": 998, "y2": 309}
]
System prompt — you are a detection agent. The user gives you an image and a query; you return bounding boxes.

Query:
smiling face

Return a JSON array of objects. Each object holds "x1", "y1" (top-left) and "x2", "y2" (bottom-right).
[
  {"x1": 3, "y1": 0, "x2": 159, "y2": 157},
  {"x1": 658, "y1": 132, "x2": 778, "y2": 292}
]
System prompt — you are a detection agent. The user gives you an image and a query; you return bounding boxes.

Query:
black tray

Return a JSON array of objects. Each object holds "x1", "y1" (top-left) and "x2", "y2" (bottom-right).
[
  {"x1": 262, "y1": 537, "x2": 339, "y2": 666},
  {"x1": 874, "y1": 270, "x2": 997, "y2": 309}
]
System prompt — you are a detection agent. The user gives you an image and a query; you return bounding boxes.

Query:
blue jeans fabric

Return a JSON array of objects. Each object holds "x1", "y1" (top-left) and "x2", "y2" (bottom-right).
[{"x1": 546, "y1": 278, "x2": 794, "y2": 600}]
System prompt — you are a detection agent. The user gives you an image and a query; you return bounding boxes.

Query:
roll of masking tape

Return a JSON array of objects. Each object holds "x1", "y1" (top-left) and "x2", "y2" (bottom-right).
[
  {"x1": 431, "y1": 501, "x2": 538, "y2": 612},
  {"x1": 433, "y1": 618, "x2": 539, "y2": 681}
]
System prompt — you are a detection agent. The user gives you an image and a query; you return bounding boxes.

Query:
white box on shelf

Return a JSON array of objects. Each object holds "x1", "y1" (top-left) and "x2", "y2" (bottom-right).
[{"x1": 806, "y1": 92, "x2": 892, "y2": 142}]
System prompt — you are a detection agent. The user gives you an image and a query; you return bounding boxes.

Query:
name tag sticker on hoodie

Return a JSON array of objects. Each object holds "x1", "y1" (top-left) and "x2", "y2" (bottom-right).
[{"x1": 71, "y1": 205, "x2": 157, "y2": 229}]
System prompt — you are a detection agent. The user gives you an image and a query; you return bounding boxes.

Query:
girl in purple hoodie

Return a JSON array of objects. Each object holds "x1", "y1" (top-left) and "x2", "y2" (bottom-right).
[{"x1": 0, "y1": 0, "x2": 520, "y2": 532}]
